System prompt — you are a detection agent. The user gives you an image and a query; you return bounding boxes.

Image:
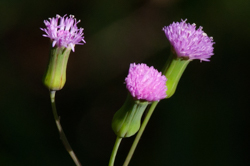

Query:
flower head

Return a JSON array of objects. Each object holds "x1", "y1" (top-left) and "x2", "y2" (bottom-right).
[
  {"x1": 163, "y1": 19, "x2": 214, "y2": 61},
  {"x1": 125, "y1": 63, "x2": 167, "y2": 101},
  {"x1": 41, "y1": 14, "x2": 85, "y2": 52}
]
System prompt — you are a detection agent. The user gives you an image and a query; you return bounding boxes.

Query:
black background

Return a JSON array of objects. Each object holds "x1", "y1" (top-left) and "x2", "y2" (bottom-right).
[{"x1": 0, "y1": 0, "x2": 249, "y2": 165}]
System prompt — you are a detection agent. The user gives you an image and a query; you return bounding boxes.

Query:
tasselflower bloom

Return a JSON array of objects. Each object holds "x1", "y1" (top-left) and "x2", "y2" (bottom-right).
[
  {"x1": 41, "y1": 14, "x2": 85, "y2": 91},
  {"x1": 162, "y1": 19, "x2": 215, "y2": 98},
  {"x1": 112, "y1": 63, "x2": 167, "y2": 138},
  {"x1": 125, "y1": 63, "x2": 167, "y2": 102},
  {"x1": 162, "y1": 19, "x2": 214, "y2": 61},
  {"x1": 41, "y1": 14, "x2": 85, "y2": 52}
]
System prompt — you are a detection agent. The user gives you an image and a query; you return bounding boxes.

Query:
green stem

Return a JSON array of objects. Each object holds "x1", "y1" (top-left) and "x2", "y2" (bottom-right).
[
  {"x1": 50, "y1": 91, "x2": 82, "y2": 166},
  {"x1": 123, "y1": 101, "x2": 159, "y2": 166},
  {"x1": 109, "y1": 137, "x2": 122, "y2": 166}
]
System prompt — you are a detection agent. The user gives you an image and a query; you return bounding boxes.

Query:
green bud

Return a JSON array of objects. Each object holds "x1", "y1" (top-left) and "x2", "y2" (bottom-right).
[
  {"x1": 162, "y1": 53, "x2": 190, "y2": 98},
  {"x1": 112, "y1": 94, "x2": 148, "y2": 138},
  {"x1": 43, "y1": 46, "x2": 71, "y2": 91}
]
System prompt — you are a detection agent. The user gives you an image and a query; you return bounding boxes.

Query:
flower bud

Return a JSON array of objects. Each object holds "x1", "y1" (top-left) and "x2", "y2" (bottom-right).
[
  {"x1": 43, "y1": 46, "x2": 71, "y2": 90},
  {"x1": 112, "y1": 94, "x2": 148, "y2": 138},
  {"x1": 162, "y1": 53, "x2": 190, "y2": 98}
]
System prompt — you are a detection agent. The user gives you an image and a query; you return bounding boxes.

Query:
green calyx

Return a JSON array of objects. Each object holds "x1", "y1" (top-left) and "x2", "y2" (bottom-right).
[
  {"x1": 162, "y1": 53, "x2": 190, "y2": 98},
  {"x1": 43, "y1": 46, "x2": 71, "y2": 91},
  {"x1": 112, "y1": 94, "x2": 149, "y2": 138}
]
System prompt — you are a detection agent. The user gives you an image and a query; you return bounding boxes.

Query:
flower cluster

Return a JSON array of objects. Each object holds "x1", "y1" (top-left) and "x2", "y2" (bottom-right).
[
  {"x1": 125, "y1": 63, "x2": 167, "y2": 101},
  {"x1": 41, "y1": 14, "x2": 85, "y2": 52},
  {"x1": 163, "y1": 19, "x2": 214, "y2": 61}
]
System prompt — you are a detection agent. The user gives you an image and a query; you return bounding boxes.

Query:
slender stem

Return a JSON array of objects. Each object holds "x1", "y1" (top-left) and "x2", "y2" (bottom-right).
[
  {"x1": 50, "y1": 91, "x2": 82, "y2": 166},
  {"x1": 109, "y1": 137, "x2": 123, "y2": 166},
  {"x1": 123, "y1": 101, "x2": 159, "y2": 166}
]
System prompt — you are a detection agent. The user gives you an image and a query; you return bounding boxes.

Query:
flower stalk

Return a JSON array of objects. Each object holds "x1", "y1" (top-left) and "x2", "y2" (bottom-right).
[
  {"x1": 50, "y1": 91, "x2": 82, "y2": 166},
  {"x1": 123, "y1": 101, "x2": 159, "y2": 166},
  {"x1": 109, "y1": 137, "x2": 122, "y2": 166}
]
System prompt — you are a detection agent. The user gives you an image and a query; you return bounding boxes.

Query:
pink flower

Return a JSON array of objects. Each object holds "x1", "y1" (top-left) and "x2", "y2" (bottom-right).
[
  {"x1": 163, "y1": 19, "x2": 214, "y2": 61},
  {"x1": 41, "y1": 14, "x2": 85, "y2": 52},
  {"x1": 125, "y1": 63, "x2": 167, "y2": 101}
]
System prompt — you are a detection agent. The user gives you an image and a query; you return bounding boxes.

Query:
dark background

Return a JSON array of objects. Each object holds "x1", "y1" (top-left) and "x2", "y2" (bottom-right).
[{"x1": 0, "y1": 0, "x2": 249, "y2": 165}]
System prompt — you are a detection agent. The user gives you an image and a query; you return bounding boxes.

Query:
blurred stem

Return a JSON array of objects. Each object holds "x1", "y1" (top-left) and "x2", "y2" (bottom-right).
[
  {"x1": 50, "y1": 91, "x2": 82, "y2": 166},
  {"x1": 109, "y1": 137, "x2": 122, "y2": 166},
  {"x1": 123, "y1": 101, "x2": 159, "y2": 166}
]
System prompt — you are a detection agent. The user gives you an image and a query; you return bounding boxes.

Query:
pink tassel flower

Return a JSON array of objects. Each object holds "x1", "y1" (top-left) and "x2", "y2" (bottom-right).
[
  {"x1": 41, "y1": 14, "x2": 86, "y2": 52},
  {"x1": 125, "y1": 63, "x2": 167, "y2": 102},
  {"x1": 163, "y1": 19, "x2": 214, "y2": 61}
]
